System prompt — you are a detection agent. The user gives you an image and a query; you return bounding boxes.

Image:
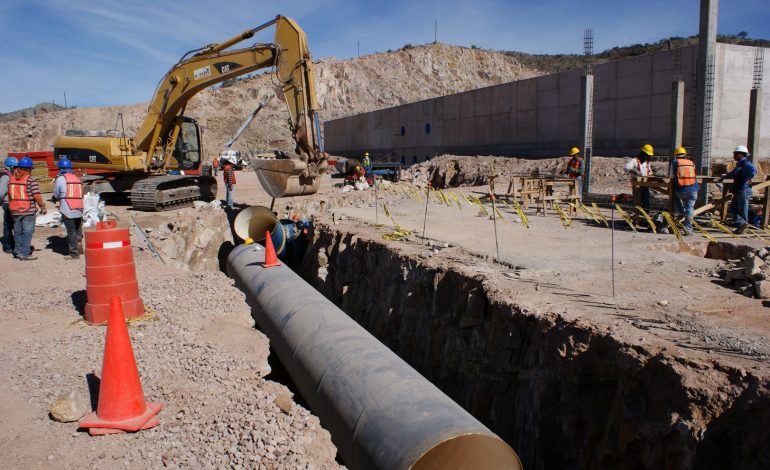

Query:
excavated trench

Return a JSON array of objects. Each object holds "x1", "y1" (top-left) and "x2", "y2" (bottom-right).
[{"x1": 296, "y1": 222, "x2": 770, "y2": 470}]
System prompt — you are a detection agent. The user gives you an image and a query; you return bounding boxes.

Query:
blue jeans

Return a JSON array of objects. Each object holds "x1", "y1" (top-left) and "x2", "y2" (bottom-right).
[
  {"x1": 2, "y1": 202, "x2": 13, "y2": 252},
  {"x1": 675, "y1": 191, "x2": 697, "y2": 231},
  {"x1": 13, "y1": 213, "x2": 36, "y2": 258},
  {"x1": 225, "y1": 185, "x2": 234, "y2": 209},
  {"x1": 730, "y1": 187, "x2": 752, "y2": 226}
]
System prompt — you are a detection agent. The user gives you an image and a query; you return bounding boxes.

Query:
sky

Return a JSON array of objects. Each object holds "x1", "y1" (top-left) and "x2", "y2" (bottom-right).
[{"x1": 0, "y1": 0, "x2": 768, "y2": 113}]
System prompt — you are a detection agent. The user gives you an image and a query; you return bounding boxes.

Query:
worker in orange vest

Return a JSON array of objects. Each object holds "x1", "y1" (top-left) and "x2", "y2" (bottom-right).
[
  {"x1": 53, "y1": 158, "x2": 84, "y2": 259},
  {"x1": 1, "y1": 157, "x2": 47, "y2": 260},
  {"x1": 212, "y1": 156, "x2": 220, "y2": 176},
  {"x1": 668, "y1": 147, "x2": 699, "y2": 235},
  {"x1": 563, "y1": 146, "x2": 585, "y2": 196},
  {"x1": 0, "y1": 156, "x2": 17, "y2": 254}
]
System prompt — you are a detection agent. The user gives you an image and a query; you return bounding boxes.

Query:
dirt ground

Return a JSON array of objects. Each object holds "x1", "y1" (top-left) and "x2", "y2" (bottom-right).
[
  {"x1": 230, "y1": 161, "x2": 770, "y2": 369},
  {"x1": 2, "y1": 156, "x2": 769, "y2": 467},
  {"x1": 0, "y1": 194, "x2": 340, "y2": 468}
]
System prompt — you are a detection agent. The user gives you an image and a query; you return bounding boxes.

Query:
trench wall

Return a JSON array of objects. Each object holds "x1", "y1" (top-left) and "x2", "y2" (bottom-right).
[
  {"x1": 299, "y1": 224, "x2": 770, "y2": 470},
  {"x1": 324, "y1": 44, "x2": 770, "y2": 162}
]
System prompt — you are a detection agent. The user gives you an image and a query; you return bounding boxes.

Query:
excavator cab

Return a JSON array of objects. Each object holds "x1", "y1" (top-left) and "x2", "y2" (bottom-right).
[{"x1": 171, "y1": 118, "x2": 203, "y2": 173}]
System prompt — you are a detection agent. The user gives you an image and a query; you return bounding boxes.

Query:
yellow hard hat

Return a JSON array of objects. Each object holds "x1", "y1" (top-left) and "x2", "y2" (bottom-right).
[
  {"x1": 569, "y1": 147, "x2": 580, "y2": 156},
  {"x1": 364, "y1": 152, "x2": 369, "y2": 156},
  {"x1": 674, "y1": 146, "x2": 687, "y2": 156},
  {"x1": 641, "y1": 144, "x2": 654, "y2": 156},
  {"x1": 244, "y1": 237, "x2": 254, "y2": 245}
]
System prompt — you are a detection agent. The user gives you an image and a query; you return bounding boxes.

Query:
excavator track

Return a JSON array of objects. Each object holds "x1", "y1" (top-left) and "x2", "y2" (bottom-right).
[{"x1": 130, "y1": 175, "x2": 218, "y2": 212}]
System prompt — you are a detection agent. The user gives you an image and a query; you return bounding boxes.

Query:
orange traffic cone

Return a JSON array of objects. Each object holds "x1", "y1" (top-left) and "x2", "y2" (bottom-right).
[
  {"x1": 263, "y1": 230, "x2": 280, "y2": 268},
  {"x1": 79, "y1": 296, "x2": 163, "y2": 436}
]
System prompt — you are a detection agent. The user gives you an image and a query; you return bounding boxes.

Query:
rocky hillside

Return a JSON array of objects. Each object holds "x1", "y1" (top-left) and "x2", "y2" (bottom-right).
[{"x1": 0, "y1": 43, "x2": 541, "y2": 161}]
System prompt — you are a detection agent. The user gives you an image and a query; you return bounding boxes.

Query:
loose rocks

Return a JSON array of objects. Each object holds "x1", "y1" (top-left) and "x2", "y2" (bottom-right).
[{"x1": 49, "y1": 391, "x2": 89, "y2": 422}]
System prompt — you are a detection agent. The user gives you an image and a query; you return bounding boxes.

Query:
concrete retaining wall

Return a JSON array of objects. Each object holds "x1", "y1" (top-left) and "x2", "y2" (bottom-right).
[{"x1": 325, "y1": 44, "x2": 770, "y2": 163}]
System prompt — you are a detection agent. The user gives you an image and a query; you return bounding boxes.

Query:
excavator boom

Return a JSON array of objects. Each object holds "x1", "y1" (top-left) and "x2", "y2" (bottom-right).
[
  {"x1": 53, "y1": 15, "x2": 325, "y2": 207},
  {"x1": 135, "y1": 15, "x2": 327, "y2": 197}
]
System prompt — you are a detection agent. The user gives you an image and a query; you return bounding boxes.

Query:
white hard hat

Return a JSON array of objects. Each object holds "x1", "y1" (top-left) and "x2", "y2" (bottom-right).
[{"x1": 734, "y1": 145, "x2": 750, "y2": 155}]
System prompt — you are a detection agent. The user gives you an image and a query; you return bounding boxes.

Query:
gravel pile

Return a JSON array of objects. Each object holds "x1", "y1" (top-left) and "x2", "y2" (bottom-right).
[{"x1": 0, "y1": 260, "x2": 340, "y2": 469}]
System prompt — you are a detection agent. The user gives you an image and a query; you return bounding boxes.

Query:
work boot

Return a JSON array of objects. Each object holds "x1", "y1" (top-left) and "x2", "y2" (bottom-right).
[
  {"x1": 69, "y1": 253, "x2": 80, "y2": 260},
  {"x1": 734, "y1": 224, "x2": 748, "y2": 235},
  {"x1": 18, "y1": 255, "x2": 38, "y2": 261}
]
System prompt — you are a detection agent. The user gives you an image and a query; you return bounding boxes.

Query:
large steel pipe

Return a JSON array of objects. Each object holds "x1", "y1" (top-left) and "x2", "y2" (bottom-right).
[{"x1": 227, "y1": 243, "x2": 522, "y2": 470}]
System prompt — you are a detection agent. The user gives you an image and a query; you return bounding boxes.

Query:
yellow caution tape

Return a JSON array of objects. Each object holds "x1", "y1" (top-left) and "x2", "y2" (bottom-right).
[
  {"x1": 382, "y1": 203, "x2": 405, "y2": 230},
  {"x1": 591, "y1": 202, "x2": 610, "y2": 228},
  {"x1": 382, "y1": 229, "x2": 411, "y2": 241},
  {"x1": 614, "y1": 204, "x2": 637, "y2": 231},
  {"x1": 554, "y1": 203, "x2": 572, "y2": 228},
  {"x1": 507, "y1": 200, "x2": 530, "y2": 229},
  {"x1": 692, "y1": 220, "x2": 717, "y2": 242},
  {"x1": 493, "y1": 204, "x2": 505, "y2": 221},
  {"x1": 748, "y1": 226, "x2": 770, "y2": 245},
  {"x1": 710, "y1": 218, "x2": 739, "y2": 239},
  {"x1": 635, "y1": 206, "x2": 656, "y2": 233},
  {"x1": 661, "y1": 211, "x2": 683, "y2": 243}
]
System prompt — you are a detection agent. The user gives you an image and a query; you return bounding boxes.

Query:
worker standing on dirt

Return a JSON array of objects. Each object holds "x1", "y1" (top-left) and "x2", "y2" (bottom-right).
[
  {"x1": 0, "y1": 156, "x2": 17, "y2": 254},
  {"x1": 720, "y1": 145, "x2": 756, "y2": 234},
  {"x1": 0, "y1": 157, "x2": 47, "y2": 260},
  {"x1": 222, "y1": 156, "x2": 236, "y2": 210},
  {"x1": 669, "y1": 147, "x2": 699, "y2": 235},
  {"x1": 212, "y1": 156, "x2": 219, "y2": 176},
  {"x1": 624, "y1": 144, "x2": 655, "y2": 210},
  {"x1": 564, "y1": 147, "x2": 585, "y2": 196},
  {"x1": 53, "y1": 159, "x2": 84, "y2": 259},
  {"x1": 362, "y1": 152, "x2": 372, "y2": 176}
]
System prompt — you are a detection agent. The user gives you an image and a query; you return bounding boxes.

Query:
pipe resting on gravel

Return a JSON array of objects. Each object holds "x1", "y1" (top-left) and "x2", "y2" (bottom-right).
[{"x1": 226, "y1": 243, "x2": 521, "y2": 470}]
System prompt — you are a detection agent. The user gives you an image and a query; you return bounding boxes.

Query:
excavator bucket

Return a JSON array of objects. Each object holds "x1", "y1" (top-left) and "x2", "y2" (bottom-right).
[{"x1": 250, "y1": 157, "x2": 320, "y2": 198}]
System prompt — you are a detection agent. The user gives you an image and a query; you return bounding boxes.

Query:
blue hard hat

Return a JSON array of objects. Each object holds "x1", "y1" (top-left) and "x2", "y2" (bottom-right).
[
  {"x1": 57, "y1": 158, "x2": 73, "y2": 169},
  {"x1": 17, "y1": 156, "x2": 34, "y2": 169},
  {"x1": 4, "y1": 156, "x2": 18, "y2": 168}
]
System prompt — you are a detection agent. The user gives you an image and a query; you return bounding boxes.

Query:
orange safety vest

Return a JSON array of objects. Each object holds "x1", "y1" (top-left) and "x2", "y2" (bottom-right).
[
  {"x1": 61, "y1": 173, "x2": 84, "y2": 210},
  {"x1": 567, "y1": 157, "x2": 582, "y2": 177},
  {"x1": 675, "y1": 158, "x2": 696, "y2": 187},
  {"x1": 8, "y1": 174, "x2": 33, "y2": 214}
]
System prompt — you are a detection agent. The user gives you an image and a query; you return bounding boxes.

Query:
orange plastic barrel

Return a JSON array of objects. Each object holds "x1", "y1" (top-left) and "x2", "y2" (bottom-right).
[{"x1": 84, "y1": 220, "x2": 144, "y2": 325}]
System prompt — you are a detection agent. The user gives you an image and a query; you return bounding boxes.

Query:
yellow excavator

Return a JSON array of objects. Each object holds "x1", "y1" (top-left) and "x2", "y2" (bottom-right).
[{"x1": 53, "y1": 15, "x2": 328, "y2": 211}]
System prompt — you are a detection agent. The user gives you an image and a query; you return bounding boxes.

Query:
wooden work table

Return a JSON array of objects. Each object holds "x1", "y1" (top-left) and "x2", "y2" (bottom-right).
[{"x1": 632, "y1": 174, "x2": 770, "y2": 227}]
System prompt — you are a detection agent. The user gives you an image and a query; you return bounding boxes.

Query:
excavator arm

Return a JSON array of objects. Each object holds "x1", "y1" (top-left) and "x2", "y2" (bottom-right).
[{"x1": 135, "y1": 15, "x2": 327, "y2": 197}]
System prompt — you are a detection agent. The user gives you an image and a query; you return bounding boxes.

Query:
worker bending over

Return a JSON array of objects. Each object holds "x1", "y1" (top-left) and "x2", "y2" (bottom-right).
[
  {"x1": 625, "y1": 144, "x2": 655, "y2": 210},
  {"x1": 564, "y1": 146, "x2": 585, "y2": 196}
]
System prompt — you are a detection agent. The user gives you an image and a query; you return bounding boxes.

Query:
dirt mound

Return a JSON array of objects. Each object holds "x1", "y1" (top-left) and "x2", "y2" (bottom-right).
[
  {"x1": 412, "y1": 154, "x2": 668, "y2": 195},
  {"x1": 0, "y1": 43, "x2": 540, "y2": 162}
]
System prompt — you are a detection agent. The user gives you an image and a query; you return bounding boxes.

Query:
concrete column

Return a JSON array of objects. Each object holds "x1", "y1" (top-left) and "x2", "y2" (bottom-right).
[
  {"x1": 694, "y1": 0, "x2": 718, "y2": 204},
  {"x1": 748, "y1": 88, "x2": 763, "y2": 162},
  {"x1": 670, "y1": 80, "x2": 685, "y2": 156},
  {"x1": 579, "y1": 74, "x2": 594, "y2": 195}
]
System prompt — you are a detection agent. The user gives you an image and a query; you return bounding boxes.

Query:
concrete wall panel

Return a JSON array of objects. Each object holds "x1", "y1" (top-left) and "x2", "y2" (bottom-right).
[{"x1": 324, "y1": 44, "x2": 770, "y2": 160}]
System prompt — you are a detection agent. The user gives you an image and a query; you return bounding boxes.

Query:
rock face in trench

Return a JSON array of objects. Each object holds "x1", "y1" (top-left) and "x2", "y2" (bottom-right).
[{"x1": 299, "y1": 224, "x2": 770, "y2": 470}]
